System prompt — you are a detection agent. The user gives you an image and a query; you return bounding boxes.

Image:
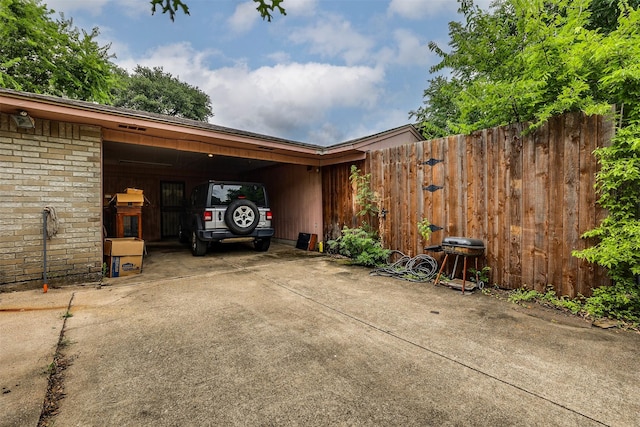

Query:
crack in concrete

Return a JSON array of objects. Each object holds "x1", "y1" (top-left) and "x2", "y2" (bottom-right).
[{"x1": 37, "y1": 292, "x2": 75, "y2": 427}]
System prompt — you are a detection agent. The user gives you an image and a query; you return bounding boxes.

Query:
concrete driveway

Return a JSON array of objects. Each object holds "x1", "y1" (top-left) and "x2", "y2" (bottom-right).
[{"x1": 1, "y1": 242, "x2": 639, "y2": 426}]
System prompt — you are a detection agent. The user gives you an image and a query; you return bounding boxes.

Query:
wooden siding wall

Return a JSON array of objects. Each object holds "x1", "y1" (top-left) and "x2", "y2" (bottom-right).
[
  {"x1": 323, "y1": 113, "x2": 612, "y2": 297},
  {"x1": 253, "y1": 164, "x2": 323, "y2": 242}
]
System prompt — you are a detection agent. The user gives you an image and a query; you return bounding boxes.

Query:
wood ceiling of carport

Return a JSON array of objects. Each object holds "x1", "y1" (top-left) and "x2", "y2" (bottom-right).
[
  {"x1": 102, "y1": 127, "x2": 365, "y2": 167},
  {"x1": 103, "y1": 140, "x2": 280, "y2": 176}
]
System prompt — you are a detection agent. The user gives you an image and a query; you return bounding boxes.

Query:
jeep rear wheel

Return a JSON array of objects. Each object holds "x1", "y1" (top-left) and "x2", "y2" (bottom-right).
[
  {"x1": 254, "y1": 237, "x2": 271, "y2": 252},
  {"x1": 225, "y1": 199, "x2": 260, "y2": 235},
  {"x1": 191, "y1": 231, "x2": 207, "y2": 256}
]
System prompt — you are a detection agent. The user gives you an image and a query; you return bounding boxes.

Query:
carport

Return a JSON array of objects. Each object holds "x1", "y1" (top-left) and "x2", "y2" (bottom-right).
[
  {"x1": 93, "y1": 101, "x2": 418, "y2": 244},
  {"x1": 100, "y1": 122, "x2": 333, "y2": 244},
  {"x1": 0, "y1": 88, "x2": 424, "y2": 286}
]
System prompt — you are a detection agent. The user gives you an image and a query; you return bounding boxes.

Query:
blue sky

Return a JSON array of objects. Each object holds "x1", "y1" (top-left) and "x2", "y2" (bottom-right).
[{"x1": 43, "y1": 0, "x2": 491, "y2": 146}]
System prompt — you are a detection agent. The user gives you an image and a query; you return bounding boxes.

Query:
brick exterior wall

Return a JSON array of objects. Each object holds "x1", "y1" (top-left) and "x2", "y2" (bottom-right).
[{"x1": 0, "y1": 113, "x2": 103, "y2": 286}]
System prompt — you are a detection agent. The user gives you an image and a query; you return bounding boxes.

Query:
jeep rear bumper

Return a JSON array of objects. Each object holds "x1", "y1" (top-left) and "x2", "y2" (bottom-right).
[{"x1": 196, "y1": 228, "x2": 274, "y2": 242}]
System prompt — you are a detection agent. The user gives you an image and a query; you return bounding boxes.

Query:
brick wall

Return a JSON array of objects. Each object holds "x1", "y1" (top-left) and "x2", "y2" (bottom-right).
[{"x1": 0, "y1": 113, "x2": 103, "y2": 286}]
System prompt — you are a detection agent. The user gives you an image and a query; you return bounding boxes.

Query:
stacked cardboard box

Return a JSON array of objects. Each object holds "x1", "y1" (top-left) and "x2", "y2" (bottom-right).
[
  {"x1": 104, "y1": 237, "x2": 144, "y2": 277},
  {"x1": 113, "y1": 188, "x2": 145, "y2": 207}
]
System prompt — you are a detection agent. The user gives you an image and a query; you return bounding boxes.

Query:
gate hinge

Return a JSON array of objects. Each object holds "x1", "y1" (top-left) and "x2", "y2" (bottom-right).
[
  {"x1": 420, "y1": 158, "x2": 443, "y2": 166},
  {"x1": 423, "y1": 184, "x2": 443, "y2": 192}
]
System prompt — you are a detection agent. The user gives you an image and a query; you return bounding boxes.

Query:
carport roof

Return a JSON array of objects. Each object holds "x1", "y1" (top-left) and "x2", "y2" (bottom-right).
[{"x1": 0, "y1": 88, "x2": 424, "y2": 166}]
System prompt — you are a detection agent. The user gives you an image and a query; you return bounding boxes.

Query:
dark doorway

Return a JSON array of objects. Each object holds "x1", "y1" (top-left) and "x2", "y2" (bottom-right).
[{"x1": 160, "y1": 181, "x2": 185, "y2": 239}]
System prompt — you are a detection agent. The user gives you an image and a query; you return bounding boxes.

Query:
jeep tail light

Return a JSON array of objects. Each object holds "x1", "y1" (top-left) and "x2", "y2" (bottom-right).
[
  {"x1": 203, "y1": 211, "x2": 213, "y2": 222},
  {"x1": 266, "y1": 210, "x2": 272, "y2": 220}
]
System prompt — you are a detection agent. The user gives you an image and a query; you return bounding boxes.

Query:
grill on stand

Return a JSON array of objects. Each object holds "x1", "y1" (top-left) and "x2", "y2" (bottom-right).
[{"x1": 434, "y1": 237, "x2": 485, "y2": 294}]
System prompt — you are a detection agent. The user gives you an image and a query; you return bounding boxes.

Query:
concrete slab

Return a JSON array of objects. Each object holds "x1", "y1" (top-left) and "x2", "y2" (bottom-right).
[
  {"x1": 1, "y1": 242, "x2": 639, "y2": 426},
  {"x1": 0, "y1": 288, "x2": 73, "y2": 427}
]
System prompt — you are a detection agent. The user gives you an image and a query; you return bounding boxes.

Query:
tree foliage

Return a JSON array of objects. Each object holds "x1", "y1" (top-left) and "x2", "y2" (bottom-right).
[
  {"x1": 150, "y1": 0, "x2": 286, "y2": 22},
  {"x1": 587, "y1": 0, "x2": 640, "y2": 33},
  {"x1": 112, "y1": 66, "x2": 213, "y2": 121},
  {"x1": 411, "y1": 0, "x2": 640, "y2": 136},
  {"x1": 0, "y1": 1, "x2": 215, "y2": 119},
  {"x1": 0, "y1": 0, "x2": 115, "y2": 102}
]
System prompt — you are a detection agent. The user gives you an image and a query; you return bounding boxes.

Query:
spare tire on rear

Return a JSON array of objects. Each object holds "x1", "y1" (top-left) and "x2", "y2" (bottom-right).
[{"x1": 224, "y1": 199, "x2": 260, "y2": 235}]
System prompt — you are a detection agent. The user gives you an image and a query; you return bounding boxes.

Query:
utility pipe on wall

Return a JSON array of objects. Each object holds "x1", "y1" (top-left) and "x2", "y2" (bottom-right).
[
  {"x1": 43, "y1": 209, "x2": 48, "y2": 293},
  {"x1": 42, "y1": 206, "x2": 58, "y2": 293}
]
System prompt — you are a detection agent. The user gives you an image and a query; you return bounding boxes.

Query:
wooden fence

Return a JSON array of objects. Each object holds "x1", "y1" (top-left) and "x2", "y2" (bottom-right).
[{"x1": 323, "y1": 112, "x2": 613, "y2": 297}]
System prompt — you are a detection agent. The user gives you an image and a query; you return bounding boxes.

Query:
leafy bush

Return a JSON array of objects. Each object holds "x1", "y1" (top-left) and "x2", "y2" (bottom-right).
[
  {"x1": 584, "y1": 282, "x2": 640, "y2": 322},
  {"x1": 573, "y1": 124, "x2": 640, "y2": 322},
  {"x1": 507, "y1": 288, "x2": 584, "y2": 315},
  {"x1": 506, "y1": 284, "x2": 640, "y2": 323},
  {"x1": 327, "y1": 227, "x2": 391, "y2": 267},
  {"x1": 574, "y1": 125, "x2": 640, "y2": 285},
  {"x1": 417, "y1": 218, "x2": 432, "y2": 243},
  {"x1": 507, "y1": 288, "x2": 541, "y2": 304}
]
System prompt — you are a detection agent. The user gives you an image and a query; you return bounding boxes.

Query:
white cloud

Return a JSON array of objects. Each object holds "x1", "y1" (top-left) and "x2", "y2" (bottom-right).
[
  {"x1": 44, "y1": 0, "x2": 149, "y2": 18},
  {"x1": 307, "y1": 122, "x2": 343, "y2": 145},
  {"x1": 388, "y1": 0, "x2": 493, "y2": 19},
  {"x1": 475, "y1": 0, "x2": 494, "y2": 10},
  {"x1": 227, "y1": 0, "x2": 317, "y2": 32},
  {"x1": 116, "y1": 42, "x2": 385, "y2": 143},
  {"x1": 282, "y1": 0, "x2": 319, "y2": 17},
  {"x1": 43, "y1": 0, "x2": 109, "y2": 15},
  {"x1": 288, "y1": 14, "x2": 374, "y2": 65},
  {"x1": 266, "y1": 51, "x2": 292, "y2": 64},
  {"x1": 392, "y1": 29, "x2": 429, "y2": 66},
  {"x1": 388, "y1": 0, "x2": 453, "y2": 19},
  {"x1": 208, "y1": 62, "x2": 384, "y2": 139},
  {"x1": 343, "y1": 107, "x2": 410, "y2": 142},
  {"x1": 227, "y1": 1, "x2": 260, "y2": 34}
]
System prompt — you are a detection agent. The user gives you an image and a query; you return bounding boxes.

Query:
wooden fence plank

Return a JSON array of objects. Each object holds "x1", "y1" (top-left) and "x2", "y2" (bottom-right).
[
  {"x1": 416, "y1": 142, "x2": 425, "y2": 251},
  {"x1": 508, "y1": 124, "x2": 524, "y2": 289},
  {"x1": 497, "y1": 127, "x2": 510, "y2": 286},
  {"x1": 562, "y1": 113, "x2": 581, "y2": 296},
  {"x1": 456, "y1": 135, "x2": 467, "y2": 235},
  {"x1": 390, "y1": 147, "x2": 400, "y2": 250},
  {"x1": 548, "y1": 115, "x2": 565, "y2": 290},
  {"x1": 483, "y1": 129, "x2": 503, "y2": 283},
  {"x1": 533, "y1": 120, "x2": 551, "y2": 291},
  {"x1": 398, "y1": 144, "x2": 414, "y2": 256},
  {"x1": 430, "y1": 138, "x2": 445, "y2": 259},
  {"x1": 577, "y1": 114, "x2": 598, "y2": 296},
  {"x1": 408, "y1": 143, "x2": 418, "y2": 255},
  {"x1": 466, "y1": 134, "x2": 476, "y2": 238},
  {"x1": 521, "y1": 129, "x2": 536, "y2": 289}
]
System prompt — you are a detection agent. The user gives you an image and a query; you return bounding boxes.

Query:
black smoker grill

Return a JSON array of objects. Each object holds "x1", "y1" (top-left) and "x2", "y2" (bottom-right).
[{"x1": 434, "y1": 237, "x2": 485, "y2": 294}]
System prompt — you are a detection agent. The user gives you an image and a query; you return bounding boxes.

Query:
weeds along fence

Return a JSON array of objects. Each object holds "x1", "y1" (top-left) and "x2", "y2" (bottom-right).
[{"x1": 323, "y1": 112, "x2": 613, "y2": 297}]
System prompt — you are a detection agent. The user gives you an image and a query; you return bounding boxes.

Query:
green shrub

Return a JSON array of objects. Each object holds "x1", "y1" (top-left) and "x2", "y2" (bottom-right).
[
  {"x1": 507, "y1": 287, "x2": 584, "y2": 315},
  {"x1": 584, "y1": 282, "x2": 640, "y2": 322},
  {"x1": 327, "y1": 227, "x2": 391, "y2": 267},
  {"x1": 573, "y1": 124, "x2": 640, "y2": 323},
  {"x1": 507, "y1": 288, "x2": 541, "y2": 303}
]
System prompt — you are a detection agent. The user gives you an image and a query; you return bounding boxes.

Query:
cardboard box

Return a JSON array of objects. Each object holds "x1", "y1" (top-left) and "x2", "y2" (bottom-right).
[
  {"x1": 106, "y1": 255, "x2": 143, "y2": 277},
  {"x1": 114, "y1": 192, "x2": 144, "y2": 206},
  {"x1": 104, "y1": 238, "x2": 144, "y2": 277}
]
